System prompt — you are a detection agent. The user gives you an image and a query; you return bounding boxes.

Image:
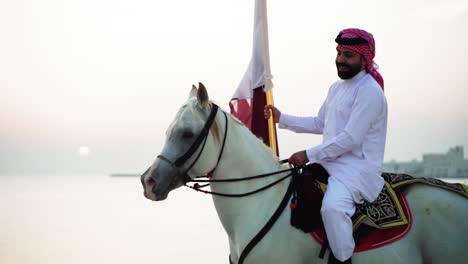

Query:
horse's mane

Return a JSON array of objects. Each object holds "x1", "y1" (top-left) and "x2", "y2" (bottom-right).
[
  {"x1": 215, "y1": 103, "x2": 280, "y2": 164},
  {"x1": 182, "y1": 99, "x2": 279, "y2": 164}
]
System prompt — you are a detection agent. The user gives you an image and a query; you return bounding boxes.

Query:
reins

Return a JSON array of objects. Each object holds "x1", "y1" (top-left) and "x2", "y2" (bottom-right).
[
  {"x1": 191, "y1": 166, "x2": 295, "y2": 183},
  {"x1": 181, "y1": 105, "x2": 298, "y2": 197},
  {"x1": 157, "y1": 102, "x2": 303, "y2": 264},
  {"x1": 156, "y1": 102, "x2": 300, "y2": 198},
  {"x1": 185, "y1": 162, "x2": 298, "y2": 197}
]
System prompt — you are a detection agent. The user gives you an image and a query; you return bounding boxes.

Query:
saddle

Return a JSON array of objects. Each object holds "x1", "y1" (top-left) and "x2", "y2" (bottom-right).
[{"x1": 290, "y1": 163, "x2": 468, "y2": 252}]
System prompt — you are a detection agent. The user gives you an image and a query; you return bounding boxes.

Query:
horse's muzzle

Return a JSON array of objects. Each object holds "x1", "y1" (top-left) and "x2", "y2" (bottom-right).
[
  {"x1": 141, "y1": 167, "x2": 158, "y2": 201},
  {"x1": 141, "y1": 166, "x2": 173, "y2": 201}
]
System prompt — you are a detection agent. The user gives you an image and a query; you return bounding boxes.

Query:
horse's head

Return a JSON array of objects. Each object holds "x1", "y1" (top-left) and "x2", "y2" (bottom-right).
[{"x1": 141, "y1": 83, "x2": 223, "y2": 201}]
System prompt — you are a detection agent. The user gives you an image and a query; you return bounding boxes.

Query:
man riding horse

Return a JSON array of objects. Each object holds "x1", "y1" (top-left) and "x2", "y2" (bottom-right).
[{"x1": 265, "y1": 28, "x2": 387, "y2": 264}]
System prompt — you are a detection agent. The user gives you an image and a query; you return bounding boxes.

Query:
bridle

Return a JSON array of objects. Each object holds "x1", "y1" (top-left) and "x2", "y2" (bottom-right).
[
  {"x1": 152, "y1": 102, "x2": 301, "y2": 264},
  {"x1": 155, "y1": 102, "x2": 298, "y2": 196},
  {"x1": 156, "y1": 103, "x2": 229, "y2": 182}
]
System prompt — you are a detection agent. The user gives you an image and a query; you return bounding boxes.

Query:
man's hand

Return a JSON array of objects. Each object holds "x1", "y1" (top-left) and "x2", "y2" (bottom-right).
[
  {"x1": 288, "y1": 150, "x2": 309, "y2": 167},
  {"x1": 264, "y1": 105, "x2": 281, "y2": 123}
]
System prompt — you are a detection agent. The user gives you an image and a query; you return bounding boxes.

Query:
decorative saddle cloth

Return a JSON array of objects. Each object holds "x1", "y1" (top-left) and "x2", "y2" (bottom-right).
[{"x1": 290, "y1": 163, "x2": 468, "y2": 252}]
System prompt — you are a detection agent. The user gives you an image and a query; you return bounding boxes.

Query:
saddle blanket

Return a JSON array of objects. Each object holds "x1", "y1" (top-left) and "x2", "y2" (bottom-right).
[{"x1": 290, "y1": 164, "x2": 468, "y2": 252}]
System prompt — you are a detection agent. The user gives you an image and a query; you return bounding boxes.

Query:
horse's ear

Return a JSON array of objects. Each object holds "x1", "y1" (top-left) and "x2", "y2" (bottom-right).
[
  {"x1": 197, "y1": 82, "x2": 209, "y2": 107},
  {"x1": 189, "y1": 84, "x2": 197, "y2": 99}
]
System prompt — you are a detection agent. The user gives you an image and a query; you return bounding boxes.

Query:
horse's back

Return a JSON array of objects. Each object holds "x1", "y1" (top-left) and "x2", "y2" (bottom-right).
[
  {"x1": 403, "y1": 183, "x2": 468, "y2": 263},
  {"x1": 238, "y1": 182, "x2": 468, "y2": 264}
]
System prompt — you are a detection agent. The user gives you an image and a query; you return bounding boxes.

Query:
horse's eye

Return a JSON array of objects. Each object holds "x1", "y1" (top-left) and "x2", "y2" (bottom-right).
[{"x1": 182, "y1": 131, "x2": 194, "y2": 139}]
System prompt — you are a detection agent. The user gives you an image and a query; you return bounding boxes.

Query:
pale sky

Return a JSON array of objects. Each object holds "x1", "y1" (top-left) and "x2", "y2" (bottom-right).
[{"x1": 1, "y1": 0, "x2": 467, "y2": 175}]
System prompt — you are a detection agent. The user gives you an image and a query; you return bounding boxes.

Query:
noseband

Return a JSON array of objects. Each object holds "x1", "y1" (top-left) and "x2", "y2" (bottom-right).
[{"x1": 157, "y1": 103, "x2": 228, "y2": 180}]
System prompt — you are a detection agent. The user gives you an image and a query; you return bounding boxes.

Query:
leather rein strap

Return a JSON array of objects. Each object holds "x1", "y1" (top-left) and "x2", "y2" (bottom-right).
[
  {"x1": 229, "y1": 177, "x2": 294, "y2": 264},
  {"x1": 156, "y1": 103, "x2": 298, "y2": 263}
]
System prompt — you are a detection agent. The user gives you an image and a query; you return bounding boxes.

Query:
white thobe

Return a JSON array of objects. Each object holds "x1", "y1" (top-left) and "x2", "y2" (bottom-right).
[
  {"x1": 279, "y1": 70, "x2": 387, "y2": 203},
  {"x1": 279, "y1": 71, "x2": 388, "y2": 261}
]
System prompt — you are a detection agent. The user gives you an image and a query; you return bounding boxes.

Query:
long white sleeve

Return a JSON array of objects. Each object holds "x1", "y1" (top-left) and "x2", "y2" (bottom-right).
[{"x1": 278, "y1": 98, "x2": 326, "y2": 134}]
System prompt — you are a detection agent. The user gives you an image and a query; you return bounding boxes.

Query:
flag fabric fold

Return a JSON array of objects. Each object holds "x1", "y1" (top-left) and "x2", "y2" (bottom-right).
[{"x1": 229, "y1": 0, "x2": 278, "y2": 155}]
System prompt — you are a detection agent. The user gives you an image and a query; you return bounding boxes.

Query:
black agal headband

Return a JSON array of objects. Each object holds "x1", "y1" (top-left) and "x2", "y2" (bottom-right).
[{"x1": 335, "y1": 33, "x2": 369, "y2": 45}]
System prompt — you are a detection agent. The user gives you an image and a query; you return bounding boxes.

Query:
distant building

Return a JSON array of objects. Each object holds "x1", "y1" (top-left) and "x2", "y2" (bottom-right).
[{"x1": 383, "y1": 146, "x2": 468, "y2": 178}]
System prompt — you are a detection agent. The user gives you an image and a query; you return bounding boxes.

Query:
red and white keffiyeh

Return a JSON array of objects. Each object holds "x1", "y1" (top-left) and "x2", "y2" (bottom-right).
[{"x1": 336, "y1": 28, "x2": 384, "y2": 90}]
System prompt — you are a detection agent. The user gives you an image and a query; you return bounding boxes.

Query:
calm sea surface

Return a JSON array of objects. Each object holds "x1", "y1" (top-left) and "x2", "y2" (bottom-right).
[
  {"x1": 0, "y1": 174, "x2": 228, "y2": 264},
  {"x1": 1, "y1": 175, "x2": 466, "y2": 264}
]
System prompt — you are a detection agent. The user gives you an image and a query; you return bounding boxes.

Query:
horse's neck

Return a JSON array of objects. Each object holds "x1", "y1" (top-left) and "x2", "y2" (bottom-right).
[{"x1": 210, "y1": 116, "x2": 291, "y2": 251}]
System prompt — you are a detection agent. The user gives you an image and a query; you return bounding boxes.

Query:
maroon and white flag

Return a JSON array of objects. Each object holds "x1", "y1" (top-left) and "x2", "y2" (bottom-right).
[{"x1": 229, "y1": 0, "x2": 278, "y2": 154}]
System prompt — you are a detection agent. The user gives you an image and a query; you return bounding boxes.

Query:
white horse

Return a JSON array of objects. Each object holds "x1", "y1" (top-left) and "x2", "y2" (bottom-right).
[{"x1": 142, "y1": 83, "x2": 468, "y2": 263}]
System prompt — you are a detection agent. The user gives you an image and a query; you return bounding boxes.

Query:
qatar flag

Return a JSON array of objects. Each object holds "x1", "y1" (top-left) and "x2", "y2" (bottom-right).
[{"x1": 229, "y1": 0, "x2": 278, "y2": 155}]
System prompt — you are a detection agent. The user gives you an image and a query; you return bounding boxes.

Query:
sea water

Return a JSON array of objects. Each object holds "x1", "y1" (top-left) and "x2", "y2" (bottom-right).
[
  {"x1": 0, "y1": 174, "x2": 227, "y2": 264},
  {"x1": 1, "y1": 175, "x2": 466, "y2": 264}
]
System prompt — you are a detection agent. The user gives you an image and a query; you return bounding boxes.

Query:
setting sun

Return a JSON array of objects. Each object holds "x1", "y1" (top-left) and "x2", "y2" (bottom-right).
[{"x1": 78, "y1": 146, "x2": 90, "y2": 157}]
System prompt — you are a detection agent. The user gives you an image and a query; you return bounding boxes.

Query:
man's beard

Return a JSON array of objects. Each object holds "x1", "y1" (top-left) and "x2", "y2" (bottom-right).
[{"x1": 336, "y1": 61, "x2": 362, "y2": 80}]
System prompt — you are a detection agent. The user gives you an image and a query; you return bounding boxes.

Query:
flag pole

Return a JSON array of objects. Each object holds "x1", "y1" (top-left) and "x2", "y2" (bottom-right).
[
  {"x1": 260, "y1": 0, "x2": 278, "y2": 155},
  {"x1": 266, "y1": 90, "x2": 277, "y2": 155}
]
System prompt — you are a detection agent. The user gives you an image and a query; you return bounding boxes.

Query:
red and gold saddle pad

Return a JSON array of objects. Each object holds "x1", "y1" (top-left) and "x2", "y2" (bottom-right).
[
  {"x1": 307, "y1": 172, "x2": 467, "y2": 252},
  {"x1": 310, "y1": 190, "x2": 412, "y2": 252}
]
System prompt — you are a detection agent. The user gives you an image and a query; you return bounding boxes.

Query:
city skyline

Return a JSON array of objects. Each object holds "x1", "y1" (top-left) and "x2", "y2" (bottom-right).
[{"x1": 384, "y1": 145, "x2": 468, "y2": 178}]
